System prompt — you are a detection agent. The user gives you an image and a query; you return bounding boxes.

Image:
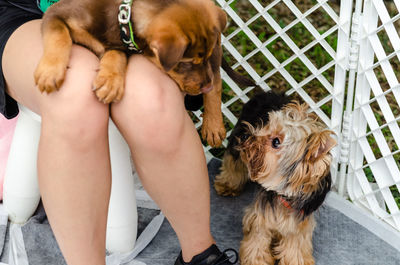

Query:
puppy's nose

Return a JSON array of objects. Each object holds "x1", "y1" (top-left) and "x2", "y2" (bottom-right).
[{"x1": 201, "y1": 84, "x2": 213, "y2": 93}]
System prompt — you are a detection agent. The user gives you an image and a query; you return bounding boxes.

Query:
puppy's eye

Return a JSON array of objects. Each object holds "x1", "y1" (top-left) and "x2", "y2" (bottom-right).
[{"x1": 272, "y1": 138, "x2": 281, "y2": 149}]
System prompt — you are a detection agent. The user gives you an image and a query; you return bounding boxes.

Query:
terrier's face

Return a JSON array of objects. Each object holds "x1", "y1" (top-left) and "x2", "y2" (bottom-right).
[{"x1": 237, "y1": 102, "x2": 337, "y2": 197}]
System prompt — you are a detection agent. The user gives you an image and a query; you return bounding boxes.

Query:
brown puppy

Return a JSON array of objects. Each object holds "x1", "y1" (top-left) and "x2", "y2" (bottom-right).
[{"x1": 34, "y1": 0, "x2": 227, "y2": 147}]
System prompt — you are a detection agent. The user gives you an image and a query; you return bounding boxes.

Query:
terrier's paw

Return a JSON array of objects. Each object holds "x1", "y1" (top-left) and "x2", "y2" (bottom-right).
[
  {"x1": 34, "y1": 58, "x2": 67, "y2": 93},
  {"x1": 214, "y1": 175, "x2": 242, "y2": 197},
  {"x1": 93, "y1": 70, "x2": 125, "y2": 104},
  {"x1": 201, "y1": 116, "x2": 226, "y2": 147}
]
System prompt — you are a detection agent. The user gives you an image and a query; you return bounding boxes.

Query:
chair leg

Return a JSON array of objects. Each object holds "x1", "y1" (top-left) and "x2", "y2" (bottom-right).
[
  {"x1": 3, "y1": 108, "x2": 41, "y2": 224},
  {"x1": 106, "y1": 121, "x2": 137, "y2": 253}
]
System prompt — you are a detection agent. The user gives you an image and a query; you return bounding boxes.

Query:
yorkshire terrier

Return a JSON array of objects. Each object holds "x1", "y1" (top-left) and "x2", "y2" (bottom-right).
[{"x1": 214, "y1": 90, "x2": 336, "y2": 265}]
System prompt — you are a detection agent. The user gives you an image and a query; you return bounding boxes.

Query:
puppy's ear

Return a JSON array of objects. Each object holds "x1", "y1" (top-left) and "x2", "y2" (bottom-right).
[
  {"x1": 306, "y1": 130, "x2": 337, "y2": 161},
  {"x1": 215, "y1": 7, "x2": 227, "y2": 32},
  {"x1": 150, "y1": 33, "x2": 188, "y2": 72}
]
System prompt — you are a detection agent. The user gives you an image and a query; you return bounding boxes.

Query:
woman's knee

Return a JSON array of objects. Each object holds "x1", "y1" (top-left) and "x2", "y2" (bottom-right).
[
  {"x1": 41, "y1": 102, "x2": 109, "y2": 151},
  {"x1": 39, "y1": 46, "x2": 109, "y2": 145},
  {"x1": 111, "y1": 55, "x2": 188, "y2": 153},
  {"x1": 132, "y1": 102, "x2": 187, "y2": 153}
]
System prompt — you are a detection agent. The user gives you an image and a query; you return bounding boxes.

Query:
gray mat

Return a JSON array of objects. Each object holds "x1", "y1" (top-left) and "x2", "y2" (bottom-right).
[{"x1": 1, "y1": 158, "x2": 400, "y2": 264}]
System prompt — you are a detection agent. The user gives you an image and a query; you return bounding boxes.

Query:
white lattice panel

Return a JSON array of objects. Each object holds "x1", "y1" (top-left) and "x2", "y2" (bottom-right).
[
  {"x1": 197, "y1": 0, "x2": 350, "y2": 182},
  {"x1": 347, "y1": 0, "x2": 400, "y2": 230},
  {"x1": 192, "y1": 0, "x2": 400, "y2": 231}
]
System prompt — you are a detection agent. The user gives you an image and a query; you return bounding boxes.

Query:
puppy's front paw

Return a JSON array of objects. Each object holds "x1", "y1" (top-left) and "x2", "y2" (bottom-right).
[
  {"x1": 34, "y1": 57, "x2": 67, "y2": 93},
  {"x1": 93, "y1": 70, "x2": 124, "y2": 104},
  {"x1": 201, "y1": 115, "x2": 226, "y2": 147}
]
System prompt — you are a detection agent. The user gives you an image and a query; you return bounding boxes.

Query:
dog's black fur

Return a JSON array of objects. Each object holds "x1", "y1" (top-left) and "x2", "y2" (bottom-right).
[
  {"x1": 256, "y1": 172, "x2": 331, "y2": 219},
  {"x1": 227, "y1": 91, "x2": 291, "y2": 159}
]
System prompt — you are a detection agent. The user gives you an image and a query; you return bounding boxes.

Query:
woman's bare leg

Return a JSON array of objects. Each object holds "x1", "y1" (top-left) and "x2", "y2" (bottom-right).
[
  {"x1": 2, "y1": 20, "x2": 110, "y2": 265},
  {"x1": 111, "y1": 55, "x2": 214, "y2": 262}
]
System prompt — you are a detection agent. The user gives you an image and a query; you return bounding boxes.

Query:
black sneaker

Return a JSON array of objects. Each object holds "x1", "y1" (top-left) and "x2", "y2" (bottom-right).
[{"x1": 174, "y1": 244, "x2": 238, "y2": 265}]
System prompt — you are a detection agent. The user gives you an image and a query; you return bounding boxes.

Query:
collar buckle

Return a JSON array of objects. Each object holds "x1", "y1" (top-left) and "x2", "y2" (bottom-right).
[
  {"x1": 118, "y1": 3, "x2": 131, "y2": 24},
  {"x1": 278, "y1": 195, "x2": 305, "y2": 216}
]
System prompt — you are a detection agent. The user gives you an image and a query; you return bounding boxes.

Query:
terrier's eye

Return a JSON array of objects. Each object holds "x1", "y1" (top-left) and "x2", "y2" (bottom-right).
[
  {"x1": 272, "y1": 138, "x2": 281, "y2": 149},
  {"x1": 240, "y1": 134, "x2": 249, "y2": 142}
]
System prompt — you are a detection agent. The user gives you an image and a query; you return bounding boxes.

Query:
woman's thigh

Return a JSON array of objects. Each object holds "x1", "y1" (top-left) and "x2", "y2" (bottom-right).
[
  {"x1": 110, "y1": 55, "x2": 189, "y2": 148},
  {"x1": 114, "y1": 55, "x2": 185, "y2": 115},
  {"x1": 2, "y1": 19, "x2": 106, "y2": 119}
]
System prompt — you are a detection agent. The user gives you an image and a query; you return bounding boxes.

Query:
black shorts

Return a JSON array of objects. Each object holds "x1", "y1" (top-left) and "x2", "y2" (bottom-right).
[{"x1": 0, "y1": 0, "x2": 42, "y2": 119}]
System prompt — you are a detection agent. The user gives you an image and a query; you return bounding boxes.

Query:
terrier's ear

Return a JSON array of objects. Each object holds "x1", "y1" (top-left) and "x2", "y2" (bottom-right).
[
  {"x1": 150, "y1": 32, "x2": 188, "y2": 72},
  {"x1": 306, "y1": 130, "x2": 337, "y2": 161},
  {"x1": 245, "y1": 143, "x2": 268, "y2": 182}
]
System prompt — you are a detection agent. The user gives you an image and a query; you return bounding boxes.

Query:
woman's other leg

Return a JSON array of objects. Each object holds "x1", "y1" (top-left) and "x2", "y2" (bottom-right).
[
  {"x1": 2, "y1": 20, "x2": 110, "y2": 265},
  {"x1": 111, "y1": 55, "x2": 214, "y2": 262}
]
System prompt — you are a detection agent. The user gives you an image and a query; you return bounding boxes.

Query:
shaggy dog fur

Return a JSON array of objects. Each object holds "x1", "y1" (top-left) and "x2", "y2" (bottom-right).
[{"x1": 214, "y1": 90, "x2": 336, "y2": 265}]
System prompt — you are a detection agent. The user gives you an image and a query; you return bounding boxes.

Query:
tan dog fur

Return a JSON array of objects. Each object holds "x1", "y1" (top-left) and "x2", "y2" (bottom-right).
[{"x1": 34, "y1": 0, "x2": 227, "y2": 147}]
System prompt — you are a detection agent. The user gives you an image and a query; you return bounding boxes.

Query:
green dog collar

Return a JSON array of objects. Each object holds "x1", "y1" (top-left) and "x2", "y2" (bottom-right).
[
  {"x1": 118, "y1": 0, "x2": 141, "y2": 52},
  {"x1": 39, "y1": 0, "x2": 59, "y2": 13}
]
